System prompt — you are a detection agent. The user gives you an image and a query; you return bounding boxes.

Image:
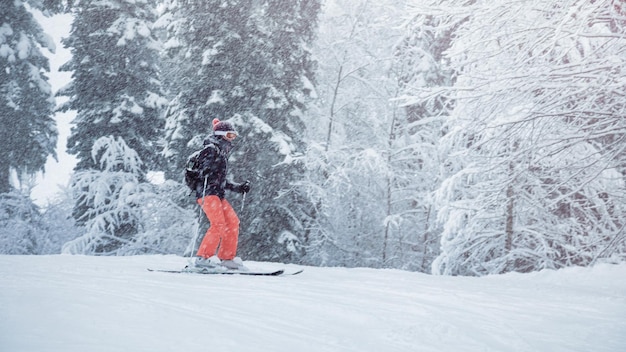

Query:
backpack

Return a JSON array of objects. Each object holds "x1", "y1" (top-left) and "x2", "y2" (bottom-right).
[{"x1": 183, "y1": 144, "x2": 218, "y2": 191}]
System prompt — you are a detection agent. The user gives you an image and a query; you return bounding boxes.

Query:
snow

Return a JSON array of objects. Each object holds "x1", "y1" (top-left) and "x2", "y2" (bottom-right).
[
  {"x1": 15, "y1": 32, "x2": 31, "y2": 60},
  {"x1": 112, "y1": 19, "x2": 151, "y2": 46},
  {"x1": 1, "y1": 255, "x2": 624, "y2": 352}
]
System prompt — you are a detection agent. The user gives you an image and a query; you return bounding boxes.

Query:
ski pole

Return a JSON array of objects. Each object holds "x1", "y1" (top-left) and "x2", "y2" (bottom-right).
[{"x1": 241, "y1": 191, "x2": 247, "y2": 212}]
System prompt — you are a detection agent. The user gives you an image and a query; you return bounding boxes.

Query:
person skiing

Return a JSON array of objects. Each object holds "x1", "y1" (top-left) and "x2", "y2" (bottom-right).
[{"x1": 190, "y1": 118, "x2": 250, "y2": 270}]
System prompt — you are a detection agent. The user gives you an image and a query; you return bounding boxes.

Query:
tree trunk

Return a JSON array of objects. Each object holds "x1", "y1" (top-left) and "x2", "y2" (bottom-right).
[{"x1": 0, "y1": 163, "x2": 11, "y2": 194}]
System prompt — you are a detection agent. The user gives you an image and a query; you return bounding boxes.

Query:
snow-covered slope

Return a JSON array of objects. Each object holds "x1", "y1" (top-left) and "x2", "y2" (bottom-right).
[{"x1": 1, "y1": 255, "x2": 624, "y2": 352}]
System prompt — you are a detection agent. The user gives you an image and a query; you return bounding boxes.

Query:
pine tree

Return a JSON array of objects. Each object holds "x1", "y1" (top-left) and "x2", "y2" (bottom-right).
[
  {"x1": 59, "y1": 0, "x2": 167, "y2": 244},
  {"x1": 159, "y1": 0, "x2": 321, "y2": 262},
  {"x1": 158, "y1": 0, "x2": 256, "y2": 176},
  {"x1": 235, "y1": 0, "x2": 320, "y2": 261},
  {"x1": 0, "y1": 1, "x2": 58, "y2": 194},
  {"x1": 60, "y1": 0, "x2": 166, "y2": 174}
]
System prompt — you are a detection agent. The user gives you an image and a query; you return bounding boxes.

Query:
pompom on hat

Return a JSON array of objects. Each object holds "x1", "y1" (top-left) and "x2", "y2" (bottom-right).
[{"x1": 212, "y1": 118, "x2": 238, "y2": 137}]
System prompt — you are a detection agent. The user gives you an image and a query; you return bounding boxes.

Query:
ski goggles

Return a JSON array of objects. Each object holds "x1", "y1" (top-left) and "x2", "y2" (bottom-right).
[{"x1": 215, "y1": 131, "x2": 238, "y2": 139}]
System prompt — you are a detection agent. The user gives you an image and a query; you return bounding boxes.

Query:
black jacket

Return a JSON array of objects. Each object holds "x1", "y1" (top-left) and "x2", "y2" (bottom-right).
[{"x1": 194, "y1": 136, "x2": 239, "y2": 199}]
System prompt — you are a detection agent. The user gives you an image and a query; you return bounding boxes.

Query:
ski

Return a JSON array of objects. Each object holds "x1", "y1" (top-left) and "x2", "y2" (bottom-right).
[{"x1": 147, "y1": 268, "x2": 303, "y2": 276}]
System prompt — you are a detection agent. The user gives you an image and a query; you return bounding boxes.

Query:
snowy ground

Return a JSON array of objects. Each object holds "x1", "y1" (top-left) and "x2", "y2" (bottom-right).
[{"x1": 1, "y1": 255, "x2": 625, "y2": 352}]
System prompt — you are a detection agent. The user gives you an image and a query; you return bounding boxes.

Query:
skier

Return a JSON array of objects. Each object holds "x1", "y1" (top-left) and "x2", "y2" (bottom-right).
[{"x1": 189, "y1": 118, "x2": 250, "y2": 271}]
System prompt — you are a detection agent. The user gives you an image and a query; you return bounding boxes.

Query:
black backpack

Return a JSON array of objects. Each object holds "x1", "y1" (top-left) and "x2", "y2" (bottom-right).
[{"x1": 184, "y1": 144, "x2": 218, "y2": 191}]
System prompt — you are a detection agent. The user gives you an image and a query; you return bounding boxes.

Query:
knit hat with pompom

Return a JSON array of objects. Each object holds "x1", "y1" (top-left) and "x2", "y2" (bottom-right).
[{"x1": 212, "y1": 118, "x2": 238, "y2": 136}]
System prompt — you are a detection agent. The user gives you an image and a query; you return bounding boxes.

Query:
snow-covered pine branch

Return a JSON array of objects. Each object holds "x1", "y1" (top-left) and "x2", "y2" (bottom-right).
[{"x1": 63, "y1": 136, "x2": 196, "y2": 255}]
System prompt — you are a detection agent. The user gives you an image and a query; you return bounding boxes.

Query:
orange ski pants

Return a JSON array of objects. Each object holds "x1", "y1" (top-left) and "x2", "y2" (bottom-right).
[{"x1": 196, "y1": 195, "x2": 240, "y2": 260}]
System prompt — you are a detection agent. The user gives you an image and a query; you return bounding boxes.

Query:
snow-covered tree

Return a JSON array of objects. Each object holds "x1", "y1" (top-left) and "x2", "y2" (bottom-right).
[
  {"x1": 37, "y1": 189, "x2": 83, "y2": 254},
  {"x1": 158, "y1": 0, "x2": 320, "y2": 262},
  {"x1": 158, "y1": 0, "x2": 264, "y2": 175},
  {"x1": 59, "y1": 0, "x2": 167, "y2": 235},
  {"x1": 307, "y1": 0, "x2": 433, "y2": 271},
  {"x1": 60, "y1": 0, "x2": 166, "y2": 174},
  {"x1": 387, "y1": 9, "x2": 462, "y2": 270},
  {"x1": 0, "y1": 0, "x2": 58, "y2": 194},
  {"x1": 406, "y1": 0, "x2": 626, "y2": 275},
  {"x1": 0, "y1": 187, "x2": 82, "y2": 255},
  {"x1": 302, "y1": 0, "x2": 441, "y2": 270},
  {"x1": 64, "y1": 136, "x2": 196, "y2": 255},
  {"x1": 0, "y1": 190, "x2": 45, "y2": 254},
  {"x1": 236, "y1": 0, "x2": 321, "y2": 262}
]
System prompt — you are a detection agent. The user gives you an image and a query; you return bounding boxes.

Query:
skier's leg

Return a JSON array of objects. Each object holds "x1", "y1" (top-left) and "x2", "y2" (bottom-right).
[
  {"x1": 196, "y1": 195, "x2": 226, "y2": 258},
  {"x1": 217, "y1": 198, "x2": 240, "y2": 260}
]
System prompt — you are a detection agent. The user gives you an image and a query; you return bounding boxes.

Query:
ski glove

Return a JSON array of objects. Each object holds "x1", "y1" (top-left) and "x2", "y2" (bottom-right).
[{"x1": 237, "y1": 180, "x2": 251, "y2": 194}]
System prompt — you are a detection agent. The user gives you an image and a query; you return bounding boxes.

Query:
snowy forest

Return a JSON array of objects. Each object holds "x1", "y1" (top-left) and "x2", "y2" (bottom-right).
[{"x1": 1, "y1": 0, "x2": 625, "y2": 276}]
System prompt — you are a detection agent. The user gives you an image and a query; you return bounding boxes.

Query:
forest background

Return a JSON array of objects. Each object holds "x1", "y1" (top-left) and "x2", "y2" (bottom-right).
[{"x1": 1, "y1": 0, "x2": 624, "y2": 276}]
